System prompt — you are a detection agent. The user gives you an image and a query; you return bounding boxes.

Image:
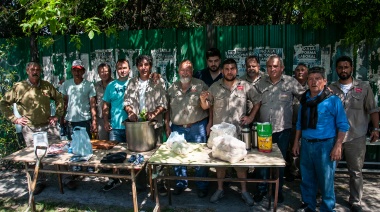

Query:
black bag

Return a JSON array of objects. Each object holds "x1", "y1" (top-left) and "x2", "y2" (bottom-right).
[{"x1": 100, "y1": 152, "x2": 127, "y2": 163}]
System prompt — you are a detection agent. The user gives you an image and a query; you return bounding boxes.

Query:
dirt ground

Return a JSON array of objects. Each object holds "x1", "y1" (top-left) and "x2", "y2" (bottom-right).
[{"x1": 1, "y1": 167, "x2": 379, "y2": 212}]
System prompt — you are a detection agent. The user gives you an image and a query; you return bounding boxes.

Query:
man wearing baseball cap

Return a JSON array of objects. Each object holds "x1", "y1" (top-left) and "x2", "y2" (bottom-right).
[{"x1": 60, "y1": 60, "x2": 97, "y2": 188}]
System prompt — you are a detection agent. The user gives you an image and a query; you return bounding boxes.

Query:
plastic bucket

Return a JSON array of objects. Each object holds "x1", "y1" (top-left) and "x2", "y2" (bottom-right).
[
  {"x1": 124, "y1": 121, "x2": 156, "y2": 152},
  {"x1": 257, "y1": 122, "x2": 273, "y2": 153}
]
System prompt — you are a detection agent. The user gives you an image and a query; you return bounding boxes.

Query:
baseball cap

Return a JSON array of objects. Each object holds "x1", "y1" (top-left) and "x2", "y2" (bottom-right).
[{"x1": 72, "y1": 60, "x2": 85, "y2": 70}]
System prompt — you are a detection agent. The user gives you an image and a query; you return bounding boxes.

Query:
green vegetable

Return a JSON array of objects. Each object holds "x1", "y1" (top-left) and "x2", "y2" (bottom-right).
[{"x1": 139, "y1": 109, "x2": 147, "y2": 121}]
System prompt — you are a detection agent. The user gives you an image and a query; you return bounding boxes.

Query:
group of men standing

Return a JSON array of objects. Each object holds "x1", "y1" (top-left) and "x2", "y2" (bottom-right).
[{"x1": 0, "y1": 47, "x2": 378, "y2": 212}]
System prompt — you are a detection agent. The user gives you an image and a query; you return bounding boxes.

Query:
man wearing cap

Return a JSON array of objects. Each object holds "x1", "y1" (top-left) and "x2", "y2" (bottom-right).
[
  {"x1": 60, "y1": 60, "x2": 97, "y2": 139},
  {"x1": 328, "y1": 56, "x2": 379, "y2": 212},
  {"x1": 165, "y1": 59, "x2": 210, "y2": 198},
  {"x1": 0, "y1": 61, "x2": 64, "y2": 194}
]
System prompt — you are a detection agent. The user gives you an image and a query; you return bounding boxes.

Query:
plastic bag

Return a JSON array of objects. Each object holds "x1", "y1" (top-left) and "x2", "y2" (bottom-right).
[
  {"x1": 171, "y1": 140, "x2": 191, "y2": 155},
  {"x1": 207, "y1": 122, "x2": 237, "y2": 148},
  {"x1": 166, "y1": 131, "x2": 186, "y2": 148},
  {"x1": 71, "y1": 126, "x2": 93, "y2": 156},
  {"x1": 211, "y1": 135, "x2": 247, "y2": 163}
]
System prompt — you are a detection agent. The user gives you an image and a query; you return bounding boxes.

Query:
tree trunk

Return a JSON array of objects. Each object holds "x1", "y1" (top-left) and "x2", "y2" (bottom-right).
[{"x1": 30, "y1": 33, "x2": 39, "y2": 62}]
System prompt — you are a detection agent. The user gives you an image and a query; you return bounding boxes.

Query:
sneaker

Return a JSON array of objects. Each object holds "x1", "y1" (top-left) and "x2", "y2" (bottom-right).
[
  {"x1": 351, "y1": 204, "x2": 363, "y2": 212},
  {"x1": 172, "y1": 187, "x2": 185, "y2": 195},
  {"x1": 158, "y1": 186, "x2": 168, "y2": 196},
  {"x1": 296, "y1": 203, "x2": 314, "y2": 212},
  {"x1": 103, "y1": 179, "x2": 121, "y2": 191},
  {"x1": 72, "y1": 166, "x2": 81, "y2": 172},
  {"x1": 210, "y1": 190, "x2": 224, "y2": 203},
  {"x1": 87, "y1": 167, "x2": 95, "y2": 173},
  {"x1": 253, "y1": 191, "x2": 267, "y2": 202},
  {"x1": 63, "y1": 176, "x2": 77, "y2": 190},
  {"x1": 197, "y1": 189, "x2": 208, "y2": 198},
  {"x1": 33, "y1": 182, "x2": 46, "y2": 195},
  {"x1": 241, "y1": 191, "x2": 254, "y2": 206}
]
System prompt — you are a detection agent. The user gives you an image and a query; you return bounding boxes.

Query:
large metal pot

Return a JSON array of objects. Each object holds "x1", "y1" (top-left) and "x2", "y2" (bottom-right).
[{"x1": 123, "y1": 121, "x2": 156, "y2": 152}]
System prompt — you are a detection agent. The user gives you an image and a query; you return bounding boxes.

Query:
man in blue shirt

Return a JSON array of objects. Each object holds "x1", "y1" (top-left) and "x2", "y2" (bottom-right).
[
  {"x1": 292, "y1": 67, "x2": 349, "y2": 212},
  {"x1": 102, "y1": 58, "x2": 131, "y2": 191}
]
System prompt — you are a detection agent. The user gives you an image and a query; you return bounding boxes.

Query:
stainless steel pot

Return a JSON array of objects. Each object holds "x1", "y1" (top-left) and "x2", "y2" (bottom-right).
[{"x1": 123, "y1": 121, "x2": 156, "y2": 152}]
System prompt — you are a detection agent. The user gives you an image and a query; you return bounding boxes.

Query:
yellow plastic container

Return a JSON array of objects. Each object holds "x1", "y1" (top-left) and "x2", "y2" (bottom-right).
[{"x1": 257, "y1": 122, "x2": 273, "y2": 153}]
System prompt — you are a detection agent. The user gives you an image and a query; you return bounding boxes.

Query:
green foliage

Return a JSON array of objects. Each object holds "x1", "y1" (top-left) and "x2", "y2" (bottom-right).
[
  {"x1": 0, "y1": 66, "x2": 23, "y2": 159},
  {"x1": 300, "y1": 0, "x2": 380, "y2": 43}
]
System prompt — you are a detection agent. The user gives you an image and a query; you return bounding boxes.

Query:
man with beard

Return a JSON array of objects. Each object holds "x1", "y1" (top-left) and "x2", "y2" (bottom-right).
[
  {"x1": 194, "y1": 47, "x2": 223, "y2": 87},
  {"x1": 254, "y1": 54, "x2": 306, "y2": 203},
  {"x1": 200, "y1": 58, "x2": 261, "y2": 206},
  {"x1": 328, "y1": 56, "x2": 379, "y2": 212},
  {"x1": 240, "y1": 55, "x2": 265, "y2": 116},
  {"x1": 165, "y1": 60, "x2": 210, "y2": 198},
  {"x1": 0, "y1": 61, "x2": 64, "y2": 195},
  {"x1": 101, "y1": 59, "x2": 131, "y2": 191},
  {"x1": 292, "y1": 67, "x2": 349, "y2": 212}
]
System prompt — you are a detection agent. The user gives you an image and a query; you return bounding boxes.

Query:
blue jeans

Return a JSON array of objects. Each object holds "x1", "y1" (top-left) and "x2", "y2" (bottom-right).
[
  {"x1": 300, "y1": 137, "x2": 336, "y2": 212},
  {"x1": 109, "y1": 129, "x2": 126, "y2": 143},
  {"x1": 256, "y1": 128, "x2": 291, "y2": 194},
  {"x1": 171, "y1": 118, "x2": 209, "y2": 190}
]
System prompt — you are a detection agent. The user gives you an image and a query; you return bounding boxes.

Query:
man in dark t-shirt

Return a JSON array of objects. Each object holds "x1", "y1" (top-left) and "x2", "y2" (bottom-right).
[{"x1": 193, "y1": 47, "x2": 223, "y2": 87}]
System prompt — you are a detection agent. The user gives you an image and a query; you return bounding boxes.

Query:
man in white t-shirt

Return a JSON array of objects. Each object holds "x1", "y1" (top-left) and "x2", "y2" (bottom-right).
[{"x1": 61, "y1": 60, "x2": 97, "y2": 139}]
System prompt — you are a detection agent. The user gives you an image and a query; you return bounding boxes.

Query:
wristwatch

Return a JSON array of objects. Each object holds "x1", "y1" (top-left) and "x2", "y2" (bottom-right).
[{"x1": 373, "y1": 128, "x2": 380, "y2": 132}]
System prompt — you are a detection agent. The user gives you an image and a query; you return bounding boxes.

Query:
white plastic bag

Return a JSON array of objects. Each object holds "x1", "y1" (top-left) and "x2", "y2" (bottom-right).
[
  {"x1": 166, "y1": 131, "x2": 186, "y2": 149},
  {"x1": 211, "y1": 135, "x2": 247, "y2": 163},
  {"x1": 71, "y1": 126, "x2": 93, "y2": 156},
  {"x1": 207, "y1": 122, "x2": 237, "y2": 148},
  {"x1": 171, "y1": 140, "x2": 191, "y2": 155}
]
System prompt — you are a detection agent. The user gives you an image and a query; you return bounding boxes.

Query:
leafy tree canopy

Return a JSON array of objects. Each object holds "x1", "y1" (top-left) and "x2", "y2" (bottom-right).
[{"x1": 1, "y1": 0, "x2": 379, "y2": 46}]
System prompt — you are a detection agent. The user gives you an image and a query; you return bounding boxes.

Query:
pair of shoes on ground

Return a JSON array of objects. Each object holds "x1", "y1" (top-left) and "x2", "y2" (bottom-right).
[
  {"x1": 158, "y1": 186, "x2": 168, "y2": 196},
  {"x1": 253, "y1": 191, "x2": 284, "y2": 203},
  {"x1": 63, "y1": 176, "x2": 78, "y2": 190},
  {"x1": 210, "y1": 190, "x2": 254, "y2": 206},
  {"x1": 296, "y1": 203, "x2": 314, "y2": 212},
  {"x1": 172, "y1": 186, "x2": 186, "y2": 195},
  {"x1": 33, "y1": 182, "x2": 46, "y2": 195},
  {"x1": 350, "y1": 204, "x2": 363, "y2": 212},
  {"x1": 103, "y1": 178, "x2": 122, "y2": 191},
  {"x1": 72, "y1": 166, "x2": 94, "y2": 172}
]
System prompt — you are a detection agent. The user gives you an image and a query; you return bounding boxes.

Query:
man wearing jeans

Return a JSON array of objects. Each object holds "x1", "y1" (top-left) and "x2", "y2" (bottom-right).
[
  {"x1": 102, "y1": 59, "x2": 131, "y2": 191},
  {"x1": 165, "y1": 60, "x2": 210, "y2": 198},
  {"x1": 329, "y1": 56, "x2": 379, "y2": 212},
  {"x1": 293, "y1": 67, "x2": 349, "y2": 212},
  {"x1": 254, "y1": 54, "x2": 306, "y2": 203}
]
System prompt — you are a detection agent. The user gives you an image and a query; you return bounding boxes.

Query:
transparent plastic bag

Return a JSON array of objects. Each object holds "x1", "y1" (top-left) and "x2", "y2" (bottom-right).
[
  {"x1": 207, "y1": 122, "x2": 237, "y2": 148},
  {"x1": 71, "y1": 126, "x2": 93, "y2": 156}
]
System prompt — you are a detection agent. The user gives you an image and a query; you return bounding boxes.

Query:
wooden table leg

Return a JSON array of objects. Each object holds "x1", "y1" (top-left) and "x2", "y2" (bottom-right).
[
  {"x1": 273, "y1": 167, "x2": 279, "y2": 212},
  {"x1": 152, "y1": 165, "x2": 160, "y2": 212},
  {"x1": 131, "y1": 168, "x2": 138, "y2": 212},
  {"x1": 148, "y1": 164, "x2": 153, "y2": 200},
  {"x1": 56, "y1": 165, "x2": 64, "y2": 194},
  {"x1": 268, "y1": 167, "x2": 273, "y2": 210}
]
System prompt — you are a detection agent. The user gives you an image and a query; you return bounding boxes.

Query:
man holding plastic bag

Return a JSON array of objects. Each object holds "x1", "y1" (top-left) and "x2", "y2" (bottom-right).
[
  {"x1": 165, "y1": 60, "x2": 210, "y2": 198},
  {"x1": 200, "y1": 58, "x2": 261, "y2": 206}
]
